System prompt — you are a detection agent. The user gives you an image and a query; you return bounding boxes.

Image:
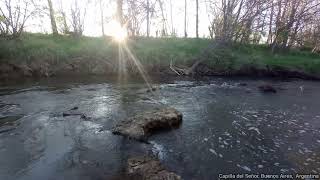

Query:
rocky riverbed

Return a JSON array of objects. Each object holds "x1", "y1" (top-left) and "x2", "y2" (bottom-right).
[
  {"x1": 113, "y1": 107, "x2": 182, "y2": 142},
  {"x1": 0, "y1": 77, "x2": 320, "y2": 180}
]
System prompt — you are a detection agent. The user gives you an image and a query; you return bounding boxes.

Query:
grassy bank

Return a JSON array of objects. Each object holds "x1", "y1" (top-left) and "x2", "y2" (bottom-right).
[
  {"x1": 0, "y1": 33, "x2": 320, "y2": 78},
  {"x1": 0, "y1": 33, "x2": 210, "y2": 66}
]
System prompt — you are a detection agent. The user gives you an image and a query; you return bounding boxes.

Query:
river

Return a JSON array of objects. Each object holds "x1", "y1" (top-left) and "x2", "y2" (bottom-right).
[{"x1": 0, "y1": 76, "x2": 320, "y2": 180}]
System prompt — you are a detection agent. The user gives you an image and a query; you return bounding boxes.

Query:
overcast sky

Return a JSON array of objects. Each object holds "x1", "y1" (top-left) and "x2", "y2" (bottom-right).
[{"x1": 25, "y1": 0, "x2": 212, "y2": 37}]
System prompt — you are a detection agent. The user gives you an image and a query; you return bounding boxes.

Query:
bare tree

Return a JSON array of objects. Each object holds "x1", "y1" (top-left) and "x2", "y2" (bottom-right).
[
  {"x1": 146, "y1": 0, "x2": 150, "y2": 37},
  {"x1": 59, "y1": 11, "x2": 69, "y2": 34},
  {"x1": 70, "y1": 0, "x2": 88, "y2": 37},
  {"x1": 125, "y1": 0, "x2": 159, "y2": 37},
  {"x1": 269, "y1": 0, "x2": 320, "y2": 52},
  {"x1": 206, "y1": 0, "x2": 320, "y2": 52},
  {"x1": 208, "y1": 0, "x2": 245, "y2": 43},
  {"x1": 117, "y1": 0, "x2": 124, "y2": 26},
  {"x1": 184, "y1": 0, "x2": 187, "y2": 38},
  {"x1": 207, "y1": 0, "x2": 269, "y2": 44},
  {"x1": 196, "y1": 0, "x2": 199, "y2": 38},
  {"x1": 127, "y1": 0, "x2": 146, "y2": 37},
  {"x1": 47, "y1": 0, "x2": 58, "y2": 35},
  {"x1": 55, "y1": 0, "x2": 69, "y2": 34},
  {"x1": 99, "y1": 0, "x2": 105, "y2": 36},
  {"x1": 0, "y1": 0, "x2": 38, "y2": 38},
  {"x1": 267, "y1": 0, "x2": 274, "y2": 44},
  {"x1": 157, "y1": 0, "x2": 168, "y2": 37},
  {"x1": 293, "y1": 3, "x2": 320, "y2": 52},
  {"x1": 169, "y1": 0, "x2": 174, "y2": 36}
]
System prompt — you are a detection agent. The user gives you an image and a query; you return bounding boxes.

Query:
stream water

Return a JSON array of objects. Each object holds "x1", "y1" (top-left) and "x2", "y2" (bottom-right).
[{"x1": 0, "y1": 77, "x2": 320, "y2": 180}]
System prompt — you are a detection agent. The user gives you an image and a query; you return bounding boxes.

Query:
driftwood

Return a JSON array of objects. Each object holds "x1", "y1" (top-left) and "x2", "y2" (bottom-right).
[
  {"x1": 170, "y1": 59, "x2": 181, "y2": 75},
  {"x1": 169, "y1": 42, "x2": 221, "y2": 76},
  {"x1": 170, "y1": 59, "x2": 203, "y2": 76}
]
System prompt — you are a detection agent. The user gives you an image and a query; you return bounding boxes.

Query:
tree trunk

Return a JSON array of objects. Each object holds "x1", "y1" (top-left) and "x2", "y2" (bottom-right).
[
  {"x1": 47, "y1": 0, "x2": 58, "y2": 35},
  {"x1": 146, "y1": 0, "x2": 150, "y2": 37},
  {"x1": 61, "y1": 11, "x2": 69, "y2": 34},
  {"x1": 184, "y1": 0, "x2": 187, "y2": 38},
  {"x1": 196, "y1": 0, "x2": 199, "y2": 38},
  {"x1": 99, "y1": 0, "x2": 105, "y2": 36},
  {"x1": 170, "y1": 0, "x2": 174, "y2": 35},
  {"x1": 117, "y1": 0, "x2": 124, "y2": 26},
  {"x1": 271, "y1": 0, "x2": 283, "y2": 53},
  {"x1": 158, "y1": 0, "x2": 167, "y2": 37},
  {"x1": 267, "y1": 1, "x2": 274, "y2": 44},
  {"x1": 280, "y1": 0, "x2": 298, "y2": 50},
  {"x1": 222, "y1": 0, "x2": 228, "y2": 42}
]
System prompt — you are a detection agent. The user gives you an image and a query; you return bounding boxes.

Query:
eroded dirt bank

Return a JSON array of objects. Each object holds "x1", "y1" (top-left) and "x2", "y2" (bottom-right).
[{"x1": 1, "y1": 60, "x2": 320, "y2": 82}]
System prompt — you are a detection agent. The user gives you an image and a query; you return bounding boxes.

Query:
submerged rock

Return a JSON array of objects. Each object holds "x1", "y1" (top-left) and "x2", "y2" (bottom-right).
[
  {"x1": 238, "y1": 83, "x2": 248, "y2": 87},
  {"x1": 146, "y1": 87, "x2": 159, "y2": 93},
  {"x1": 62, "y1": 107, "x2": 91, "y2": 121},
  {"x1": 112, "y1": 108, "x2": 183, "y2": 142},
  {"x1": 70, "y1": 106, "x2": 79, "y2": 110},
  {"x1": 258, "y1": 84, "x2": 277, "y2": 93},
  {"x1": 127, "y1": 156, "x2": 181, "y2": 180}
]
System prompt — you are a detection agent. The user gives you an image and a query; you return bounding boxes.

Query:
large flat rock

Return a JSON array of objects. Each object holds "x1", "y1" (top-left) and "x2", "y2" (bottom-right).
[
  {"x1": 112, "y1": 108, "x2": 182, "y2": 142},
  {"x1": 127, "y1": 156, "x2": 181, "y2": 180}
]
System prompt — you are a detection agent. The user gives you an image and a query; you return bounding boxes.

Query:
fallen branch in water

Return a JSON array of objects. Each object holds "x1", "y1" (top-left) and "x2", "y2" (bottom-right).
[{"x1": 168, "y1": 41, "x2": 221, "y2": 76}]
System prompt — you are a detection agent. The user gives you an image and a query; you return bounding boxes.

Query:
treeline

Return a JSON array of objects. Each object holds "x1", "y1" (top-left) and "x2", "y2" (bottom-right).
[
  {"x1": 0, "y1": 0, "x2": 320, "y2": 53},
  {"x1": 208, "y1": 0, "x2": 320, "y2": 53},
  {"x1": 0, "y1": 0, "x2": 86, "y2": 37}
]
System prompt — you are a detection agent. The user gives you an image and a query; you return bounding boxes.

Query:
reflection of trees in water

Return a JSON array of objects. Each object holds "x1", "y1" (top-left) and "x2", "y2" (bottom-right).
[
  {"x1": 117, "y1": 85, "x2": 131, "y2": 118},
  {"x1": 115, "y1": 83, "x2": 151, "y2": 121},
  {"x1": 63, "y1": 118, "x2": 87, "y2": 168},
  {"x1": 115, "y1": 83, "x2": 178, "y2": 155},
  {"x1": 114, "y1": 84, "x2": 176, "y2": 163},
  {"x1": 24, "y1": 126, "x2": 46, "y2": 161},
  {"x1": 58, "y1": 84, "x2": 169, "y2": 177},
  {"x1": 61, "y1": 116, "x2": 124, "y2": 178}
]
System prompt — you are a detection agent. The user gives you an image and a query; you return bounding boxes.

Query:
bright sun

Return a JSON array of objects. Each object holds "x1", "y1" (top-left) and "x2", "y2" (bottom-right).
[{"x1": 109, "y1": 20, "x2": 127, "y2": 43}]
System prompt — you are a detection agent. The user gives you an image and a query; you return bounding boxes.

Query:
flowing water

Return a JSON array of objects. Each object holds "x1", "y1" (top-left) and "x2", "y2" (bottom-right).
[{"x1": 0, "y1": 77, "x2": 320, "y2": 180}]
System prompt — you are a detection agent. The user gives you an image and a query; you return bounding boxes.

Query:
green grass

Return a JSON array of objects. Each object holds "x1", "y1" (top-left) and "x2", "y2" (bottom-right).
[
  {"x1": 129, "y1": 37, "x2": 211, "y2": 65},
  {"x1": 0, "y1": 33, "x2": 320, "y2": 75},
  {"x1": 229, "y1": 43, "x2": 320, "y2": 73}
]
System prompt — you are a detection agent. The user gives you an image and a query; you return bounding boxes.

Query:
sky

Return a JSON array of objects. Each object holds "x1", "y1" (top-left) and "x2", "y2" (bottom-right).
[{"x1": 25, "y1": 0, "x2": 212, "y2": 38}]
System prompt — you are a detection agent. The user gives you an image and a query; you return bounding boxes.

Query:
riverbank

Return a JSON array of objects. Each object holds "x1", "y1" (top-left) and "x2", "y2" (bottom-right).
[{"x1": 1, "y1": 33, "x2": 320, "y2": 81}]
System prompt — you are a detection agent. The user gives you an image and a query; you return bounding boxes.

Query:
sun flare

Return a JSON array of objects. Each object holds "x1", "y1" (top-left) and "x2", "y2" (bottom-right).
[{"x1": 109, "y1": 20, "x2": 127, "y2": 43}]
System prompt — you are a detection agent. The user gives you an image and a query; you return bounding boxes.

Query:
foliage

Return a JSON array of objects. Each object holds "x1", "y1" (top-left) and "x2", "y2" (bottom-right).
[{"x1": 0, "y1": 34, "x2": 320, "y2": 74}]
